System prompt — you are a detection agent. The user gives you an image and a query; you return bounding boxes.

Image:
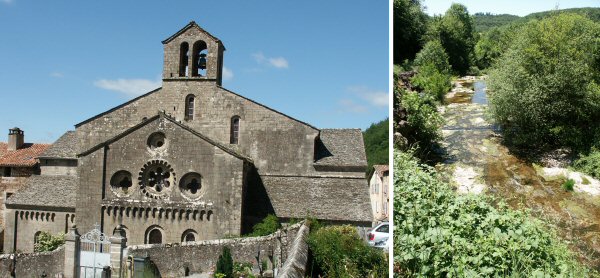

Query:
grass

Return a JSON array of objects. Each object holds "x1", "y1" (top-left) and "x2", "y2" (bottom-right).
[{"x1": 562, "y1": 179, "x2": 575, "y2": 192}]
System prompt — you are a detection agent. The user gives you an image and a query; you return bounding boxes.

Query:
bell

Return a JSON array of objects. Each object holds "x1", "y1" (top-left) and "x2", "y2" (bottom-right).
[{"x1": 198, "y1": 53, "x2": 207, "y2": 70}]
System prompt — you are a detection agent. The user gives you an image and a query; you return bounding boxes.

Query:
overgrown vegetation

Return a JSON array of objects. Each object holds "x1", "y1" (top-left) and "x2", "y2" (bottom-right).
[
  {"x1": 411, "y1": 40, "x2": 452, "y2": 102},
  {"x1": 363, "y1": 118, "x2": 389, "y2": 174},
  {"x1": 487, "y1": 13, "x2": 600, "y2": 152},
  {"x1": 216, "y1": 246, "x2": 234, "y2": 278},
  {"x1": 574, "y1": 149, "x2": 600, "y2": 179},
  {"x1": 307, "y1": 224, "x2": 388, "y2": 277},
  {"x1": 33, "y1": 232, "x2": 65, "y2": 252},
  {"x1": 562, "y1": 179, "x2": 575, "y2": 192},
  {"x1": 398, "y1": 91, "x2": 443, "y2": 158},
  {"x1": 248, "y1": 214, "x2": 280, "y2": 237},
  {"x1": 393, "y1": 0, "x2": 427, "y2": 63},
  {"x1": 394, "y1": 151, "x2": 588, "y2": 276}
]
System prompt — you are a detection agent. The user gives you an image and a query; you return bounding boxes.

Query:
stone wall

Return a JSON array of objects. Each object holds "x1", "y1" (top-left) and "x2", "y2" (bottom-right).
[
  {"x1": 3, "y1": 208, "x2": 74, "y2": 253},
  {"x1": 278, "y1": 224, "x2": 309, "y2": 278},
  {"x1": 0, "y1": 246, "x2": 64, "y2": 277},
  {"x1": 126, "y1": 222, "x2": 306, "y2": 277},
  {"x1": 40, "y1": 159, "x2": 77, "y2": 176}
]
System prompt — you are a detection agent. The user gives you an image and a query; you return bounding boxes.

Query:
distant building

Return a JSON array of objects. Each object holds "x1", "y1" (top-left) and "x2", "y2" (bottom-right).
[
  {"x1": 369, "y1": 164, "x2": 389, "y2": 223},
  {"x1": 0, "y1": 127, "x2": 50, "y2": 252}
]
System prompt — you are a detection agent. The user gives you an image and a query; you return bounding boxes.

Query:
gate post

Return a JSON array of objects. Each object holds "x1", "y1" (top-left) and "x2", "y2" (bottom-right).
[
  {"x1": 109, "y1": 225, "x2": 127, "y2": 278},
  {"x1": 64, "y1": 224, "x2": 81, "y2": 278}
]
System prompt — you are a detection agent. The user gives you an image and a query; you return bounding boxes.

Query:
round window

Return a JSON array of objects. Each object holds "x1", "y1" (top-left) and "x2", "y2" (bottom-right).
[
  {"x1": 138, "y1": 160, "x2": 176, "y2": 199},
  {"x1": 147, "y1": 132, "x2": 166, "y2": 149},
  {"x1": 110, "y1": 170, "x2": 133, "y2": 196},
  {"x1": 179, "y1": 172, "x2": 204, "y2": 200}
]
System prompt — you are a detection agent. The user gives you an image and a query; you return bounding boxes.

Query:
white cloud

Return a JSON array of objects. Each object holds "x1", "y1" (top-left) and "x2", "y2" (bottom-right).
[
  {"x1": 348, "y1": 86, "x2": 389, "y2": 107},
  {"x1": 251, "y1": 52, "x2": 289, "y2": 69},
  {"x1": 268, "y1": 57, "x2": 289, "y2": 69},
  {"x1": 223, "y1": 67, "x2": 234, "y2": 80},
  {"x1": 94, "y1": 78, "x2": 161, "y2": 97},
  {"x1": 50, "y1": 72, "x2": 64, "y2": 78},
  {"x1": 339, "y1": 99, "x2": 368, "y2": 114}
]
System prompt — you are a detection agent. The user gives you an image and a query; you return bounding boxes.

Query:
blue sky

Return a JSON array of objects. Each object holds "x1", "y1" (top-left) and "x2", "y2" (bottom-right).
[
  {"x1": 423, "y1": 0, "x2": 600, "y2": 16},
  {"x1": 0, "y1": 1, "x2": 389, "y2": 143}
]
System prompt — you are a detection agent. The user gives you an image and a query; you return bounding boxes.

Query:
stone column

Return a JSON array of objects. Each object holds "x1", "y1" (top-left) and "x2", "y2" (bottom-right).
[
  {"x1": 64, "y1": 225, "x2": 80, "y2": 278},
  {"x1": 109, "y1": 225, "x2": 127, "y2": 278}
]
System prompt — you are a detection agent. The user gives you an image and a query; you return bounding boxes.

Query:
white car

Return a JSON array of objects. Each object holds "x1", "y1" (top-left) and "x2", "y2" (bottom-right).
[{"x1": 367, "y1": 222, "x2": 389, "y2": 248}]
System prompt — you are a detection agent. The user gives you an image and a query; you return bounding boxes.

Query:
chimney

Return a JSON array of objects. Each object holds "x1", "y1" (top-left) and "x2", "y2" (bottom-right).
[{"x1": 8, "y1": 127, "x2": 24, "y2": 151}]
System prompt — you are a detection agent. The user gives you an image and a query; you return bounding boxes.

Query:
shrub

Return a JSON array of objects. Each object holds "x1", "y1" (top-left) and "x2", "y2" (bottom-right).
[
  {"x1": 307, "y1": 225, "x2": 388, "y2": 277},
  {"x1": 488, "y1": 13, "x2": 600, "y2": 151},
  {"x1": 394, "y1": 150, "x2": 586, "y2": 276},
  {"x1": 562, "y1": 179, "x2": 575, "y2": 191},
  {"x1": 216, "y1": 246, "x2": 234, "y2": 278},
  {"x1": 249, "y1": 214, "x2": 280, "y2": 237},
  {"x1": 412, "y1": 40, "x2": 453, "y2": 102},
  {"x1": 399, "y1": 91, "x2": 444, "y2": 157},
  {"x1": 33, "y1": 232, "x2": 65, "y2": 252},
  {"x1": 574, "y1": 149, "x2": 600, "y2": 179}
]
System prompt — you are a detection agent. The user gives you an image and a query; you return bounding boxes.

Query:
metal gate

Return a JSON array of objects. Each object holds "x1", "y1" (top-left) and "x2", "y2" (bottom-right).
[{"x1": 79, "y1": 224, "x2": 111, "y2": 277}]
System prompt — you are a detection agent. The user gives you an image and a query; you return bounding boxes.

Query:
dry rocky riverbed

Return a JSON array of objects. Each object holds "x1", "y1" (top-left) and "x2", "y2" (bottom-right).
[{"x1": 436, "y1": 76, "x2": 600, "y2": 270}]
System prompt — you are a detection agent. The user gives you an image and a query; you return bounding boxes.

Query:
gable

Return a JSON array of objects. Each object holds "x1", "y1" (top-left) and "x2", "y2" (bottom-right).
[{"x1": 162, "y1": 21, "x2": 225, "y2": 49}]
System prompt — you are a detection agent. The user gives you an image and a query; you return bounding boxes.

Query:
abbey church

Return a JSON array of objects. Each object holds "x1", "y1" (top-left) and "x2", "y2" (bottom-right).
[{"x1": 3, "y1": 22, "x2": 372, "y2": 253}]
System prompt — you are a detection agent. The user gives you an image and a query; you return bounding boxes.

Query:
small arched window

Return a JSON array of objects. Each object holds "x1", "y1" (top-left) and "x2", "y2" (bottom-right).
[
  {"x1": 145, "y1": 226, "x2": 163, "y2": 244},
  {"x1": 192, "y1": 40, "x2": 208, "y2": 77},
  {"x1": 179, "y1": 42, "x2": 190, "y2": 77},
  {"x1": 230, "y1": 116, "x2": 240, "y2": 144},
  {"x1": 181, "y1": 229, "x2": 197, "y2": 242},
  {"x1": 185, "y1": 95, "x2": 195, "y2": 120}
]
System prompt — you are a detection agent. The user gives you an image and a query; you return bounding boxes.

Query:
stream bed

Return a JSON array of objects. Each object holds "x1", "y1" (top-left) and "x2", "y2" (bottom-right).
[{"x1": 437, "y1": 77, "x2": 600, "y2": 270}]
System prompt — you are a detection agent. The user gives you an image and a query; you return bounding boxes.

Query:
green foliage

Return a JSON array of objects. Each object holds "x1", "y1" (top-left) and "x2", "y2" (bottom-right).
[
  {"x1": 399, "y1": 91, "x2": 444, "y2": 157},
  {"x1": 249, "y1": 214, "x2": 280, "y2": 237},
  {"x1": 473, "y1": 12, "x2": 521, "y2": 33},
  {"x1": 363, "y1": 118, "x2": 389, "y2": 174},
  {"x1": 393, "y1": 0, "x2": 428, "y2": 62},
  {"x1": 428, "y1": 3, "x2": 475, "y2": 75},
  {"x1": 411, "y1": 63, "x2": 452, "y2": 102},
  {"x1": 393, "y1": 150, "x2": 587, "y2": 276},
  {"x1": 562, "y1": 179, "x2": 575, "y2": 191},
  {"x1": 307, "y1": 225, "x2": 388, "y2": 278},
  {"x1": 233, "y1": 262, "x2": 255, "y2": 278},
  {"x1": 33, "y1": 232, "x2": 65, "y2": 252},
  {"x1": 216, "y1": 246, "x2": 234, "y2": 278},
  {"x1": 414, "y1": 40, "x2": 451, "y2": 74},
  {"x1": 488, "y1": 13, "x2": 600, "y2": 151},
  {"x1": 574, "y1": 149, "x2": 600, "y2": 179}
]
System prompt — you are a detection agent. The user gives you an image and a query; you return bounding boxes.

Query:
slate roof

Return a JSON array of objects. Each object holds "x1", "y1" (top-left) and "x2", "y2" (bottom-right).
[
  {"x1": 314, "y1": 129, "x2": 368, "y2": 167},
  {"x1": 38, "y1": 131, "x2": 77, "y2": 159},
  {"x1": 373, "y1": 164, "x2": 389, "y2": 177},
  {"x1": 5, "y1": 175, "x2": 77, "y2": 209},
  {"x1": 261, "y1": 176, "x2": 372, "y2": 223},
  {"x1": 0, "y1": 143, "x2": 50, "y2": 167}
]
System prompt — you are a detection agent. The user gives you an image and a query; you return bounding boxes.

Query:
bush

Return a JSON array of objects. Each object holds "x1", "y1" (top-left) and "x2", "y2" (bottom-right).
[
  {"x1": 574, "y1": 149, "x2": 600, "y2": 179},
  {"x1": 307, "y1": 225, "x2": 387, "y2": 277},
  {"x1": 249, "y1": 214, "x2": 280, "y2": 237},
  {"x1": 33, "y1": 232, "x2": 65, "y2": 252},
  {"x1": 488, "y1": 13, "x2": 600, "y2": 151},
  {"x1": 399, "y1": 91, "x2": 444, "y2": 157},
  {"x1": 394, "y1": 150, "x2": 586, "y2": 276},
  {"x1": 562, "y1": 179, "x2": 575, "y2": 191},
  {"x1": 216, "y1": 246, "x2": 234, "y2": 278}
]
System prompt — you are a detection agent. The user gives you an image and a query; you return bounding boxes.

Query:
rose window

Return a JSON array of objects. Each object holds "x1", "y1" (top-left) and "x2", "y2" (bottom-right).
[{"x1": 139, "y1": 160, "x2": 176, "y2": 199}]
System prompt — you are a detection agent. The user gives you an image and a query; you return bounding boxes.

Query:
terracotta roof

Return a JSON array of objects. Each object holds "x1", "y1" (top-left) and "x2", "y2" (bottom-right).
[
  {"x1": 38, "y1": 131, "x2": 77, "y2": 159},
  {"x1": 0, "y1": 143, "x2": 50, "y2": 167},
  {"x1": 373, "y1": 164, "x2": 389, "y2": 177},
  {"x1": 261, "y1": 175, "x2": 372, "y2": 223},
  {"x1": 314, "y1": 129, "x2": 368, "y2": 168},
  {"x1": 5, "y1": 175, "x2": 77, "y2": 209}
]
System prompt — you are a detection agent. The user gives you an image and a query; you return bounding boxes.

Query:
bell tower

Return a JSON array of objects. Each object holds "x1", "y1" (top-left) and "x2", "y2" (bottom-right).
[{"x1": 162, "y1": 21, "x2": 226, "y2": 85}]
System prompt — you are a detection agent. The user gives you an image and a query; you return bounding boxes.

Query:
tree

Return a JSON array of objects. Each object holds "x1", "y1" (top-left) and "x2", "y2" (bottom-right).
[
  {"x1": 216, "y1": 246, "x2": 234, "y2": 278},
  {"x1": 412, "y1": 40, "x2": 452, "y2": 102},
  {"x1": 394, "y1": 0, "x2": 428, "y2": 63},
  {"x1": 363, "y1": 118, "x2": 389, "y2": 174},
  {"x1": 429, "y1": 3, "x2": 475, "y2": 75},
  {"x1": 488, "y1": 13, "x2": 600, "y2": 151},
  {"x1": 249, "y1": 214, "x2": 280, "y2": 236}
]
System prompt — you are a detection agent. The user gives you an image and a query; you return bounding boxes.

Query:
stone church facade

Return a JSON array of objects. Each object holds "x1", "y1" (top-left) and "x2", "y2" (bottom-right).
[{"x1": 3, "y1": 22, "x2": 372, "y2": 253}]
